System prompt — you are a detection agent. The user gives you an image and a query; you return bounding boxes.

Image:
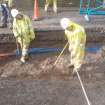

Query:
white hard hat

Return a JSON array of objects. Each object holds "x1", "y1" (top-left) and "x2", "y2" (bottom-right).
[
  {"x1": 60, "y1": 18, "x2": 70, "y2": 29},
  {"x1": 11, "y1": 9, "x2": 19, "y2": 18}
]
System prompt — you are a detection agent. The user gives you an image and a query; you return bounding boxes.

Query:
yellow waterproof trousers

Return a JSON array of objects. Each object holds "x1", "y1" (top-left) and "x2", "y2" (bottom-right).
[
  {"x1": 69, "y1": 43, "x2": 85, "y2": 70},
  {"x1": 45, "y1": 0, "x2": 57, "y2": 13},
  {"x1": 16, "y1": 36, "x2": 29, "y2": 62}
]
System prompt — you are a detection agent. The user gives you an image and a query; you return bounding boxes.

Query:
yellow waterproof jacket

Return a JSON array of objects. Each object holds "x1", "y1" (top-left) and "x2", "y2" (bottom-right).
[
  {"x1": 65, "y1": 21, "x2": 86, "y2": 66},
  {"x1": 65, "y1": 21, "x2": 86, "y2": 47},
  {"x1": 13, "y1": 14, "x2": 35, "y2": 45},
  {"x1": 46, "y1": 0, "x2": 57, "y2": 5}
]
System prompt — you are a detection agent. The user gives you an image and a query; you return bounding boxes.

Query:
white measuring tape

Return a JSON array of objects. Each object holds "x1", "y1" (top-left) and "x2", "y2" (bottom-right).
[{"x1": 75, "y1": 70, "x2": 91, "y2": 105}]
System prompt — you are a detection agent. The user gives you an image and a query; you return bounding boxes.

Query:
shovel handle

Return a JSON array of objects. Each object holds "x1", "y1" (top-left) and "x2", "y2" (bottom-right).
[{"x1": 54, "y1": 42, "x2": 69, "y2": 66}]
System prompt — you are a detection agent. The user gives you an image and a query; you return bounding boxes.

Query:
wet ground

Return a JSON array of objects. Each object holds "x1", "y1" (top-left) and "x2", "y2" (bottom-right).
[
  {"x1": 0, "y1": 46, "x2": 104, "y2": 80},
  {"x1": 0, "y1": 42, "x2": 105, "y2": 105},
  {"x1": 0, "y1": 6, "x2": 105, "y2": 105}
]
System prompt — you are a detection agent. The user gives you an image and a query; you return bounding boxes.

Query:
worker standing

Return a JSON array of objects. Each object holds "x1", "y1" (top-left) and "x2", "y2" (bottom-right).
[
  {"x1": 11, "y1": 9, "x2": 35, "y2": 64},
  {"x1": 60, "y1": 18, "x2": 86, "y2": 74},
  {"x1": 3, "y1": 0, "x2": 14, "y2": 8},
  {"x1": 4, "y1": 0, "x2": 14, "y2": 28},
  {"x1": 44, "y1": 0, "x2": 57, "y2": 13},
  {"x1": 0, "y1": 1, "x2": 9, "y2": 27}
]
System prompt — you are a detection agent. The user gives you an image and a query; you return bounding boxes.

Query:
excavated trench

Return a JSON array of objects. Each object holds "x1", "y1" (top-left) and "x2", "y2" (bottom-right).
[
  {"x1": 0, "y1": 30, "x2": 105, "y2": 81},
  {"x1": 0, "y1": 31, "x2": 105, "y2": 105}
]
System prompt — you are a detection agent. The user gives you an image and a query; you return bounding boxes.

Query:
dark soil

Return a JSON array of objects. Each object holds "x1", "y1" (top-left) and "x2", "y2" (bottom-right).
[
  {"x1": 0, "y1": 42, "x2": 105, "y2": 105},
  {"x1": 0, "y1": 42, "x2": 105, "y2": 81}
]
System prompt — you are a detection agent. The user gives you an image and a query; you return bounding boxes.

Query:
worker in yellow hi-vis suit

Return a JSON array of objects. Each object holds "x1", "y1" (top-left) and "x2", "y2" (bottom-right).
[
  {"x1": 4, "y1": 0, "x2": 14, "y2": 8},
  {"x1": 11, "y1": 9, "x2": 35, "y2": 64},
  {"x1": 44, "y1": 0, "x2": 57, "y2": 13},
  {"x1": 60, "y1": 18, "x2": 86, "y2": 74}
]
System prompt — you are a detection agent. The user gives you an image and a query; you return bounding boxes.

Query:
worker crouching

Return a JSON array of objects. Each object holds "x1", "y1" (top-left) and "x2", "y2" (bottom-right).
[
  {"x1": 44, "y1": 0, "x2": 57, "y2": 13},
  {"x1": 11, "y1": 9, "x2": 35, "y2": 64},
  {"x1": 60, "y1": 18, "x2": 86, "y2": 74}
]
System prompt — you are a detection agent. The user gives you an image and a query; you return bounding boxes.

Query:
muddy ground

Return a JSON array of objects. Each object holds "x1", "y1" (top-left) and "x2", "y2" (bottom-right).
[
  {"x1": 0, "y1": 42, "x2": 105, "y2": 105},
  {"x1": 0, "y1": 50, "x2": 104, "y2": 80},
  {"x1": 0, "y1": 42, "x2": 104, "y2": 80}
]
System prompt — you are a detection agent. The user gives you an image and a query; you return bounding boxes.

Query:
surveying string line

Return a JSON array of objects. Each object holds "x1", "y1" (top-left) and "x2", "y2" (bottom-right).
[{"x1": 76, "y1": 70, "x2": 91, "y2": 105}]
